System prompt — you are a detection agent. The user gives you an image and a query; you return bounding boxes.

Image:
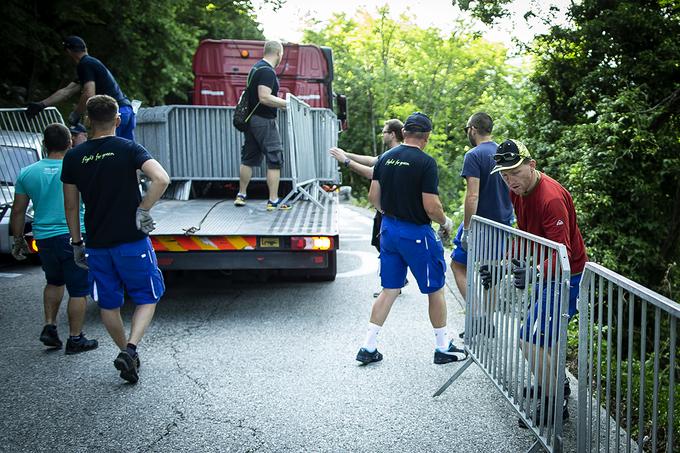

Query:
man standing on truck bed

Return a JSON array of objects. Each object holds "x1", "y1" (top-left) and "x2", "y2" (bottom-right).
[
  {"x1": 234, "y1": 40, "x2": 291, "y2": 211},
  {"x1": 10, "y1": 123, "x2": 98, "y2": 355},
  {"x1": 25, "y1": 36, "x2": 136, "y2": 141},
  {"x1": 61, "y1": 95, "x2": 170, "y2": 384}
]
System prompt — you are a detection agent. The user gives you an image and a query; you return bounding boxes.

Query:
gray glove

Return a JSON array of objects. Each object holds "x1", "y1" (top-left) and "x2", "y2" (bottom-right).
[
  {"x1": 68, "y1": 111, "x2": 81, "y2": 126},
  {"x1": 461, "y1": 228, "x2": 469, "y2": 251},
  {"x1": 136, "y1": 207, "x2": 156, "y2": 234},
  {"x1": 479, "y1": 264, "x2": 492, "y2": 290},
  {"x1": 26, "y1": 102, "x2": 46, "y2": 120},
  {"x1": 11, "y1": 236, "x2": 29, "y2": 261},
  {"x1": 72, "y1": 243, "x2": 88, "y2": 270},
  {"x1": 511, "y1": 258, "x2": 539, "y2": 290}
]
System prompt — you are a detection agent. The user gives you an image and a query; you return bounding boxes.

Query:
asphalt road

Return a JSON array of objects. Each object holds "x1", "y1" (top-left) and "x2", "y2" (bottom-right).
[{"x1": 0, "y1": 203, "x2": 542, "y2": 452}]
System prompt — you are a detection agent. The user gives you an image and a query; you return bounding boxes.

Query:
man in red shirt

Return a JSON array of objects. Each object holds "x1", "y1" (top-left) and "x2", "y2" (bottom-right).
[{"x1": 490, "y1": 139, "x2": 587, "y2": 425}]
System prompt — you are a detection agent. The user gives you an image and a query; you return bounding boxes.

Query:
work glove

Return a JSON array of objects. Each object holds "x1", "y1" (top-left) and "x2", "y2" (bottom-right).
[
  {"x1": 136, "y1": 207, "x2": 156, "y2": 234},
  {"x1": 11, "y1": 236, "x2": 29, "y2": 261},
  {"x1": 511, "y1": 258, "x2": 538, "y2": 290},
  {"x1": 68, "y1": 111, "x2": 81, "y2": 126},
  {"x1": 461, "y1": 228, "x2": 470, "y2": 251},
  {"x1": 25, "y1": 102, "x2": 46, "y2": 120},
  {"x1": 479, "y1": 264, "x2": 492, "y2": 290},
  {"x1": 72, "y1": 243, "x2": 88, "y2": 270},
  {"x1": 438, "y1": 216, "x2": 454, "y2": 238}
]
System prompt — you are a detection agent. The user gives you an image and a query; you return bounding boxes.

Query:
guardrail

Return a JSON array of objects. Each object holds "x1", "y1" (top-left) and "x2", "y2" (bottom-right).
[
  {"x1": 577, "y1": 262, "x2": 679, "y2": 453},
  {"x1": 435, "y1": 215, "x2": 572, "y2": 453}
]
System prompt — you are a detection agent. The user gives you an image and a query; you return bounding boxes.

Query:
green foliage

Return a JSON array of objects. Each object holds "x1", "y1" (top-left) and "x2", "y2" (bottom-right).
[
  {"x1": 303, "y1": 8, "x2": 526, "y2": 223},
  {"x1": 0, "y1": 0, "x2": 271, "y2": 107}
]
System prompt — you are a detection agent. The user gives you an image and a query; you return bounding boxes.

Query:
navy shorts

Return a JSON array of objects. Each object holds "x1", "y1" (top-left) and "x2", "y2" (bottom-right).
[
  {"x1": 86, "y1": 237, "x2": 165, "y2": 309},
  {"x1": 36, "y1": 233, "x2": 89, "y2": 297},
  {"x1": 116, "y1": 105, "x2": 136, "y2": 141},
  {"x1": 520, "y1": 273, "x2": 581, "y2": 347},
  {"x1": 241, "y1": 114, "x2": 284, "y2": 169},
  {"x1": 380, "y1": 216, "x2": 446, "y2": 294}
]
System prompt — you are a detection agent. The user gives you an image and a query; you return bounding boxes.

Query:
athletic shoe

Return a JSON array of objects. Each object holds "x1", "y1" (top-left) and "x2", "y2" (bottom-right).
[
  {"x1": 65, "y1": 335, "x2": 98, "y2": 355},
  {"x1": 519, "y1": 397, "x2": 569, "y2": 428},
  {"x1": 266, "y1": 199, "x2": 291, "y2": 211},
  {"x1": 356, "y1": 348, "x2": 383, "y2": 364},
  {"x1": 114, "y1": 351, "x2": 139, "y2": 384},
  {"x1": 234, "y1": 194, "x2": 247, "y2": 206},
  {"x1": 39, "y1": 325, "x2": 62, "y2": 348},
  {"x1": 434, "y1": 340, "x2": 468, "y2": 364}
]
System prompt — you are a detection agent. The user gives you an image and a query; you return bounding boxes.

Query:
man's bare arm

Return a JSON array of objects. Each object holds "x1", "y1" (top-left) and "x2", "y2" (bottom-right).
[
  {"x1": 463, "y1": 176, "x2": 480, "y2": 228},
  {"x1": 368, "y1": 180, "x2": 382, "y2": 212},
  {"x1": 139, "y1": 159, "x2": 170, "y2": 210},
  {"x1": 41, "y1": 82, "x2": 81, "y2": 106},
  {"x1": 9, "y1": 194, "x2": 30, "y2": 238},
  {"x1": 74, "y1": 81, "x2": 95, "y2": 114},
  {"x1": 422, "y1": 193, "x2": 447, "y2": 225},
  {"x1": 329, "y1": 147, "x2": 374, "y2": 179},
  {"x1": 257, "y1": 85, "x2": 287, "y2": 109},
  {"x1": 63, "y1": 183, "x2": 82, "y2": 242}
]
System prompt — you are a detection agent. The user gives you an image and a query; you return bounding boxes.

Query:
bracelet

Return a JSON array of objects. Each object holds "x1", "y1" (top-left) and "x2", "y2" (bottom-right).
[
  {"x1": 70, "y1": 238, "x2": 84, "y2": 246},
  {"x1": 344, "y1": 158, "x2": 351, "y2": 168}
]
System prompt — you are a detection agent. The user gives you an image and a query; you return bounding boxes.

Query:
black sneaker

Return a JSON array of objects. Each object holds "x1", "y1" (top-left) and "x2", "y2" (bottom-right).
[
  {"x1": 39, "y1": 325, "x2": 62, "y2": 348},
  {"x1": 434, "y1": 340, "x2": 468, "y2": 364},
  {"x1": 65, "y1": 335, "x2": 98, "y2": 355},
  {"x1": 519, "y1": 398, "x2": 570, "y2": 428},
  {"x1": 114, "y1": 352, "x2": 139, "y2": 384},
  {"x1": 356, "y1": 348, "x2": 383, "y2": 364}
]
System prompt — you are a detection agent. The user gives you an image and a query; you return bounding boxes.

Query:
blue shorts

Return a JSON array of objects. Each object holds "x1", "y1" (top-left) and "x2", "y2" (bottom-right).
[
  {"x1": 36, "y1": 233, "x2": 89, "y2": 297},
  {"x1": 86, "y1": 237, "x2": 164, "y2": 309},
  {"x1": 451, "y1": 220, "x2": 512, "y2": 265},
  {"x1": 379, "y1": 216, "x2": 446, "y2": 294},
  {"x1": 520, "y1": 273, "x2": 581, "y2": 347},
  {"x1": 116, "y1": 105, "x2": 136, "y2": 141}
]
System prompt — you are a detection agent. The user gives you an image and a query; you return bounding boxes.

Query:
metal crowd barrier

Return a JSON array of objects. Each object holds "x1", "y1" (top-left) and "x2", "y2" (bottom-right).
[
  {"x1": 0, "y1": 107, "x2": 64, "y2": 207},
  {"x1": 135, "y1": 100, "x2": 340, "y2": 206},
  {"x1": 577, "y1": 262, "x2": 678, "y2": 453},
  {"x1": 435, "y1": 215, "x2": 572, "y2": 453}
]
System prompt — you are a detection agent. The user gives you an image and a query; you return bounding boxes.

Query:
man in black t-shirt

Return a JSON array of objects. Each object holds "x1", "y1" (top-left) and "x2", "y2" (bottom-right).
[
  {"x1": 355, "y1": 112, "x2": 465, "y2": 366},
  {"x1": 62, "y1": 95, "x2": 170, "y2": 384},
  {"x1": 234, "y1": 40, "x2": 291, "y2": 211},
  {"x1": 26, "y1": 36, "x2": 136, "y2": 140}
]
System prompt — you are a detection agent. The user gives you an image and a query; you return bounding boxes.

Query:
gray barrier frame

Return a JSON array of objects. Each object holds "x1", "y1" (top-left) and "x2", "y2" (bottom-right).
[
  {"x1": 577, "y1": 262, "x2": 679, "y2": 453},
  {"x1": 434, "y1": 215, "x2": 571, "y2": 453}
]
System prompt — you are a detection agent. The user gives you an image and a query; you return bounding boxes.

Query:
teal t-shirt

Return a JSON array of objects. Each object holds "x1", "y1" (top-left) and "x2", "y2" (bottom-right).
[{"x1": 14, "y1": 158, "x2": 85, "y2": 240}]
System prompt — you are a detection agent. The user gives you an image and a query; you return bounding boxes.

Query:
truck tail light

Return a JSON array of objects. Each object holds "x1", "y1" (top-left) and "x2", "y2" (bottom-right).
[
  {"x1": 30, "y1": 239, "x2": 38, "y2": 253},
  {"x1": 291, "y1": 236, "x2": 333, "y2": 251}
]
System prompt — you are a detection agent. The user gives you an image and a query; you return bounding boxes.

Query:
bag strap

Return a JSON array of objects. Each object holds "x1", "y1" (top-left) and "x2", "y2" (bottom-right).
[{"x1": 244, "y1": 65, "x2": 264, "y2": 122}]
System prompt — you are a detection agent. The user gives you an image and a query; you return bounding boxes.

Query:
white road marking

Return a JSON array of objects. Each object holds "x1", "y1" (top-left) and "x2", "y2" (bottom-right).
[
  {"x1": 0, "y1": 273, "x2": 22, "y2": 278},
  {"x1": 340, "y1": 234, "x2": 373, "y2": 242},
  {"x1": 336, "y1": 250, "x2": 379, "y2": 278}
]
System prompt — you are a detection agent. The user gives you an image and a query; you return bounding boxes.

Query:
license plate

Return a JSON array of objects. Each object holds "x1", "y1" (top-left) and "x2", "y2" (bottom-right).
[{"x1": 259, "y1": 237, "x2": 280, "y2": 248}]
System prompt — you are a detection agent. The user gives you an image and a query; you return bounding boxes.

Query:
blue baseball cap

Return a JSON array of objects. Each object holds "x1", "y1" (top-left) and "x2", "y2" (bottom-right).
[
  {"x1": 69, "y1": 123, "x2": 86, "y2": 134},
  {"x1": 403, "y1": 112, "x2": 433, "y2": 133},
  {"x1": 63, "y1": 36, "x2": 86, "y2": 51}
]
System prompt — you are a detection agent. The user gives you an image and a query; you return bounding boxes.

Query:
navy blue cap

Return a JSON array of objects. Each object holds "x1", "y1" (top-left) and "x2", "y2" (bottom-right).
[
  {"x1": 69, "y1": 123, "x2": 86, "y2": 134},
  {"x1": 403, "y1": 112, "x2": 432, "y2": 133},
  {"x1": 63, "y1": 36, "x2": 86, "y2": 51}
]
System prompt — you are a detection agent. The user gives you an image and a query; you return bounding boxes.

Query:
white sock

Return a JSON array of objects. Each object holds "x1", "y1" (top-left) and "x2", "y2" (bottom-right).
[
  {"x1": 362, "y1": 323, "x2": 382, "y2": 352},
  {"x1": 434, "y1": 327, "x2": 449, "y2": 351}
]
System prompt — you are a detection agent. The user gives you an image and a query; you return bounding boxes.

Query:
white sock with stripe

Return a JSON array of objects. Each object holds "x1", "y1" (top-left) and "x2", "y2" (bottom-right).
[
  {"x1": 362, "y1": 323, "x2": 382, "y2": 352},
  {"x1": 434, "y1": 327, "x2": 449, "y2": 351}
]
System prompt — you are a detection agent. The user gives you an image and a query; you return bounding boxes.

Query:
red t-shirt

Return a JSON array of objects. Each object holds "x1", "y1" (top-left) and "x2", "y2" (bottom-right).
[{"x1": 510, "y1": 173, "x2": 587, "y2": 274}]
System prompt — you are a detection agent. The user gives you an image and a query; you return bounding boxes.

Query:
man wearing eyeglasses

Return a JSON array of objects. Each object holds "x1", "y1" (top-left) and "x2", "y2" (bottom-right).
[
  {"x1": 451, "y1": 113, "x2": 514, "y2": 336},
  {"x1": 25, "y1": 36, "x2": 136, "y2": 141},
  {"x1": 490, "y1": 139, "x2": 587, "y2": 425},
  {"x1": 355, "y1": 112, "x2": 465, "y2": 365}
]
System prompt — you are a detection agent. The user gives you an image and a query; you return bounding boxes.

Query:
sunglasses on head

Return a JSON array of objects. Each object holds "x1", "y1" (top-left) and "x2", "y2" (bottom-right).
[{"x1": 493, "y1": 152, "x2": 522, "y2": 164}]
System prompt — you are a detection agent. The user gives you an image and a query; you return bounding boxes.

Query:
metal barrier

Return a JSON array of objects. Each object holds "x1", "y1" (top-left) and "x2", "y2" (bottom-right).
[
  {"x1": 0, "y1": 107, "x2": 64, "y2": 206},
  {"x1": 577, "y1": 262, "x2": 679, "y2": 453},
  {"x1": 135, "y1": 99, "x2": 340, "y2": 206},
  {"x1": 435, "y1": 215, "x2": 572, "y2": 453}
]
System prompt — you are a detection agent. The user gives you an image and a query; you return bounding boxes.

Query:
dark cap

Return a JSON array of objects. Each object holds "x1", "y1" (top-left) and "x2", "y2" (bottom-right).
[
  {"x1": 490, "y1": 139, "x2": 532, "y2": 174},
  {"x1": 63, "y1": 36, "x2": 86, "y2": 51},
  {"x1": 69, "y1": 123, "x2": 86, "y2": 134},
  {"x1": 403, "y1": 112, "x2": 432, "y2": 133}
]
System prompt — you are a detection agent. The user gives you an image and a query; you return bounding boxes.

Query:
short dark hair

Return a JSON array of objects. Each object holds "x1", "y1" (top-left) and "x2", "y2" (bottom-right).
[
  {"x1": 43, "y1": 123, "x2": 71, "y2": 152},
  {"x1": 403, "y1": 130, "x2": 429, "y2": 140},
  {"x1": 469, "y1": 112, "x2": 493, "y2": 135},
  {"x1": 86, "y1": 95, "x2": 118, "y2": 127},
  {"x1": 384, "y1": 119, "x2": 404, "y2": 142}
]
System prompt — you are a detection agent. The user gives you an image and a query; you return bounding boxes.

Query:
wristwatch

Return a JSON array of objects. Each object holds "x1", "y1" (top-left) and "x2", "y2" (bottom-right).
[
  {"x1": 344, "y1": 158, "x2": 351, "y2": 168},
  {"x1": 70, "y1": 238, "x2": 84, "y2": 246}
]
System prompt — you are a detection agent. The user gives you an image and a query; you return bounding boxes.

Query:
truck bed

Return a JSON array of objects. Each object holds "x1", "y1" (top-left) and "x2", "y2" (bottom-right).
[{"x1": 150, "y1": 193, "x2": 339, "y2": 237}]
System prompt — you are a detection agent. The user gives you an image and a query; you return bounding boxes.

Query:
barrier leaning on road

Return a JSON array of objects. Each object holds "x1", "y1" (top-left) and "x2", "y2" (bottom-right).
[
  {"x1": 577, "y1": 262, "x2": 679, "y2": 453},
  {"x1": 435, "y1": 215, "x2": 571, "y2": 453}
]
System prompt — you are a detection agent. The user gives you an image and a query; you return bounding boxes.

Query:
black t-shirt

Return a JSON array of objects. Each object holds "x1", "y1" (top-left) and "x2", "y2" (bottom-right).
[
  {"x1": 76, "y1": 55, "x2": 131, "y2": 106},
  {"x1": 372, "y1": 144, "x2": 439, "y2": 225},
  {"x1": 247, "y1": 60, "x2": 279, "y2": 119},
  {"x1": 61, "y1": 137, "x2": 152, "y2": 248}
]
